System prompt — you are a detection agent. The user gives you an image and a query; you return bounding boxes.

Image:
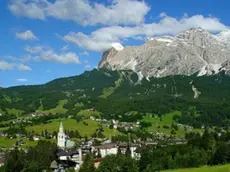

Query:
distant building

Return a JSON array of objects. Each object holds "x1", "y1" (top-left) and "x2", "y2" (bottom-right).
[
  {"x1": 33, "y1": 136, "x2": 40, "y2": 141},
  {"x1": 93, "y1": 142, "x2": 139, "y2": 159},
  {"x1": 93, "y1": 143, "x2": 117, "y2": 157}
]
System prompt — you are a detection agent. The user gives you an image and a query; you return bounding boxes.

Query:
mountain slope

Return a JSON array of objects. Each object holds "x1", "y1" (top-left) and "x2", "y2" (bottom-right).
[
  {"x1": 2, "y1": 69, "x2": 230, "y2": 127},
  {"x1": 99, "y1": 28, "x2": 230, "y2": 78},
  {"x1": 1, "y1": 69, "x2": 230, "y2": 111}
]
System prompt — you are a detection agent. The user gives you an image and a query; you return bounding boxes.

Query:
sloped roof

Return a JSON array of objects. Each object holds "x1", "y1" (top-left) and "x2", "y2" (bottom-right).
[
  {"x1": 94, "y1": 143, "x2": 117, "y2": 149},
  {"x1": 57, "y1": 150, "x2": 78, "y2": 157}
]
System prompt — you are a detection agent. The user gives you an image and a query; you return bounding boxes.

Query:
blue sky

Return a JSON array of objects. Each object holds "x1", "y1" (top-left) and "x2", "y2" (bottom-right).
[{"x1": 0, "y1": 0, "x2": 229, "y2": 87}]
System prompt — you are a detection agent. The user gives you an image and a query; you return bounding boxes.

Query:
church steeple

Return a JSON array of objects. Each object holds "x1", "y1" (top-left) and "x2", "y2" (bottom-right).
[
  {"x1": 59, "y1": 121, "x2": 64, "y2": 133},
  {"x1": 57, "y1": 121, "x2": 66, "y2": 148}
]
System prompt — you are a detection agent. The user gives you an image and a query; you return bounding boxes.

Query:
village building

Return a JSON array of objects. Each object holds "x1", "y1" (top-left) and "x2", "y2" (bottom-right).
[
  {"x1": 93, "y1": 143, "x2": 117, "y2": 158},
  {"x1": 93, "y1": 142, "x2": 140, "y2": 159}
]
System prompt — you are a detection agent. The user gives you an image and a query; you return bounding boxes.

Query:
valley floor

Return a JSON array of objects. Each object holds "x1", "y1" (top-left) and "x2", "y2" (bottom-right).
[{"x1": 0, "y1": 110, "x2": 205, "y2": 148}]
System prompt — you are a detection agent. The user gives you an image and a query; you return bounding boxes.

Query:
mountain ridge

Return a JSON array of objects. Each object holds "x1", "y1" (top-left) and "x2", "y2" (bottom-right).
[{"x1": 99, "y1": 28, "x2": 230, "y2": 79}]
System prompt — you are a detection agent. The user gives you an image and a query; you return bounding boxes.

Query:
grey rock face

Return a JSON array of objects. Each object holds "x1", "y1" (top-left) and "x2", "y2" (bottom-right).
[{"x1": 98, "y1": 28, "x2": 230, "y2": 78}]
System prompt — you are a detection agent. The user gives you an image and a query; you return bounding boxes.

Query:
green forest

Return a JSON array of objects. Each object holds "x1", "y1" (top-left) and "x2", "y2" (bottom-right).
[{"x1": 1, "y1": 69, "x2": 230, "y2": 129}]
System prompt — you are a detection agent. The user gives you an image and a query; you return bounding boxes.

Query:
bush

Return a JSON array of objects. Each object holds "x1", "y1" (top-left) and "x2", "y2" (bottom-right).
[{"x1": 163, "y1": 125, "x2": 170, "y2": 129}]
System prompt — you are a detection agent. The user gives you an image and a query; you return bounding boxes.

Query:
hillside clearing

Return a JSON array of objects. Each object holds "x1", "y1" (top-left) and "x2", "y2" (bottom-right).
[
  {"x1": 142, "y1": 111, "x2": 203, "y2": 137},
  {"x1": 38, "y1": 99, "x2": 68, "y2": 114}
]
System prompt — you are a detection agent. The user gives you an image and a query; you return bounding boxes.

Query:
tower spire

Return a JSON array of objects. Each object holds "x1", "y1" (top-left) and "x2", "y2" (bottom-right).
[
  {"x1": 59, "y1": 121, "x2": 64, "y2": 133},
  {"x1": 57, "y1": 121, "x2": 66, "y2": 148}
]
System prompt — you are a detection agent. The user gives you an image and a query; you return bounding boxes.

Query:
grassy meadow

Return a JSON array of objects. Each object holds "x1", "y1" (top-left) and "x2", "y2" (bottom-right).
[
  {"x1": 37, "y1": 99, "x2": 68, "y2": 114},
  {"x1": 142, "y1": 111, "x2": 203, "y2": 137},
  {"x1": 0, "y1": 136, "x2": 37, "y2": 148},
  {"x1": 26, "y1": 118, "x2": 119, "y2": 137}
]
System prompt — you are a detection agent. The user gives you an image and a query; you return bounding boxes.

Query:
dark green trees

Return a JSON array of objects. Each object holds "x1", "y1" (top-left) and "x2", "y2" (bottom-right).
[
  {"x1": 97, "y1": 155, "x2": 138, "y2": 172},
  {"x1": 79, "y1": 153, "x2": 95, "y2": 172},
  {"x1": 1, "y1": 140, "x2": 57, "y2": 172},
  {"x1": 2, "y1": 148, "x2": 24, "y2": 172}
]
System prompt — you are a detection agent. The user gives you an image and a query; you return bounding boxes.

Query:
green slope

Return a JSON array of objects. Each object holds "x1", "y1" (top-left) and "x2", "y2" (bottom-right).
[
  {"x1": 163, "y1": 164, "x2": 230, "y2": 172},
  {"x1": 1, "y1": 69, "x2": 230, "y2": 128}
]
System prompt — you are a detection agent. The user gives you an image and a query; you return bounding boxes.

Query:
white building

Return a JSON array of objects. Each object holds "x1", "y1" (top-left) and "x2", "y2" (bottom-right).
[
  {"x1": 57, "y1": 121, "x2": 75, "y2": 149},
  {"x1": 57, "y1": 121, "x2": 66, "y2": 148},
  {"x1": 93, "y1": 142, "x2": 139, "y2": 159},
  {"x1": 33, "y1": 136, "x2": 40, "y2": 141},
  {"x1": 94, "y1": 143, "x2": 118, "y2": 158}
]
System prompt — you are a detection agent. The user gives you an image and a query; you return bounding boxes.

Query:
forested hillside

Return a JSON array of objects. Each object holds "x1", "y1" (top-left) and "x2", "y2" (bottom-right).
[{"x1": 1, "y1": 69, "x2": 230, "y2": 128}]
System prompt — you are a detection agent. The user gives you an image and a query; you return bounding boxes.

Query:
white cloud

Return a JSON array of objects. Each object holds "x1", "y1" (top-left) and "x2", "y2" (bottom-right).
[
  {"x1": 61, "y1": 45, "x2": 69, "y2": 51},
  {"x1": 25, "y1": 45, "x2": 43, "y2": 54},
  {"x1": 16, "y1": 30, "x2": 38, "y2": 41},
  {"x1": 5, "y1": 55, "x2": 31, "y2": 62},
  {"x1": 159, "y1": 12, "x2": 167, "y2": 18},
  {"x1": 18, "y1": 64, "x2": 32, "y2": 71},
  {"x1": 0, "y1": 61, "x2": 14, "y2": 70},
  {"x1": 17, "y1": 78, "x2": 28, "y2": 82},
  {"x1": 0, "y1": 60, "x2": 32, "y2": 71},
  {"x1": 183, "y1": 13, "x2": 189, "y2": 18},
  {"x1": 23, "y1": 45, "x2": 81, "y2": 64},
  {"x1": 80, "y1": 51, "x2": 89, "y2": 56},
  {"x1": 9, "y1": 0, "x2": 150, "y2": 26},
  {"x1": 9, "y1": 0, "x2": 46, "y2": 20},
  {"x1": 63, "y1": 14, "x2": 229, "y2": 52},
  {"x1": 63, "y1": 31, "x2": 117, "y2": 52},
  {"x1": 131, "y1": 36, "x2": 145, "y2": 41},
  {"x1": 84, "y1": 64, "x2": 92, "y2": 70},
  {"x1": 36, "y1": 50, "x2": 80, "y2": 64}
]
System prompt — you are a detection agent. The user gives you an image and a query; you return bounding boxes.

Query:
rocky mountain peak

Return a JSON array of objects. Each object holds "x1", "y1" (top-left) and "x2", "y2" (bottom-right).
[
  {"x1": 98, "y1": 28, "x2": 230, "y2": 79},
  {"x1": 176, "y1": 27, "x2": 214, "y2": 47}
]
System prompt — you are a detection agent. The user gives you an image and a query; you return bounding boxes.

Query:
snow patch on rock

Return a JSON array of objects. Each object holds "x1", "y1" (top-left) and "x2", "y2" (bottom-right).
[
  {"x1": 198, "y1": 64, "x2": 221, "y2": 76},
  {"x1": 111, "y1": 43, "x2": 124, "y2": 51},
  {"x1": 198, "y1": 66, "x2": 207, "y2": 76}
]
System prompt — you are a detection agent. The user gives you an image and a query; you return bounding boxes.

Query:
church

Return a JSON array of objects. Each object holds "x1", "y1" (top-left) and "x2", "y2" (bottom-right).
[
  {"x1": 57, "y1": 121, "x2": 75, "y2": 149},
  {"x1": 55, "y1": 121, "x2": 83, "y2": 171}
]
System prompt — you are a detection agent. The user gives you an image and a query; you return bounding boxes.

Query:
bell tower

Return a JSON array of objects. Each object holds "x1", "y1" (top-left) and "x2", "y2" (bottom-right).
[{"x1": 57, "y1": 121, "x2": 66, "y2": 148}]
